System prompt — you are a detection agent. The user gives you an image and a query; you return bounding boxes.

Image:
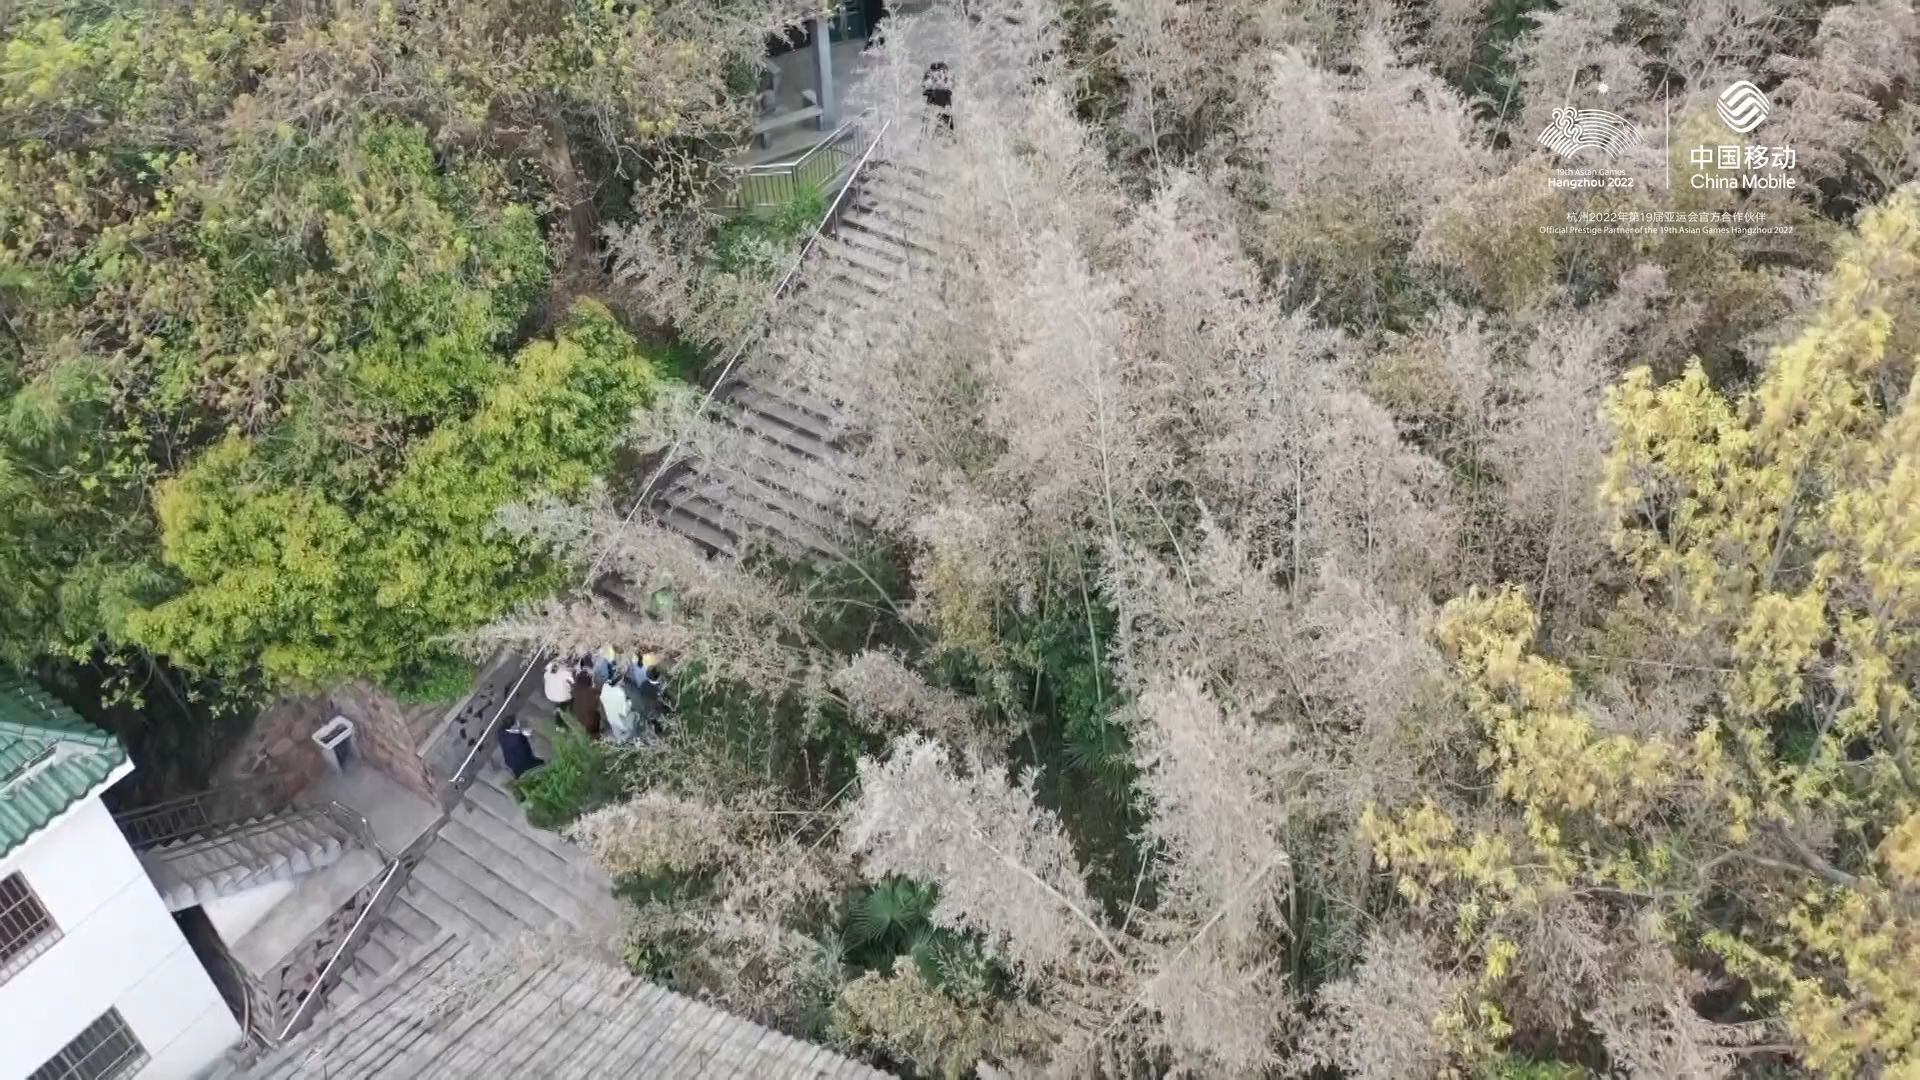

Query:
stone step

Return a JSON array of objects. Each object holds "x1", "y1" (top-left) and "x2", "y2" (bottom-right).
[
  {"x1": 406, "y1": 856, "x2": 511, "y2": 938},
  {"x1": 647, "y1": 498, "x2": 737, "y2": 556},
  {"x1": 437, "y1": 817, "x2": 603, "y2": 928},
  {"x1": 447, "y1": 797, "x2": 577, "y2": 883},
  {"x1": 341, "y1": 920, "x2": 421, "y2": 1002},
  {"x1": 423, "y1": 834, "x2": 563, "y2": 932},
  {"x1": 870, "y1": 158, "x2": 936, "y2": 196},
  {"x1": 731, "y1": 354, "x2": 855, "y2": 424},
  {"x1": 353, "y1": 931, "x2": 401, "y2": 977},
  {"x1": 466, "y1": 770, "x2": 587, "y2": 864},
  {"x1": 841, "y1": 207, "x2": 931, "y2": 254},
  {"x1": 864, "y1": 175, "x2": 936, "y2": 220},
  {"x1": 689, "y1": 428, "x2": 853, "y2": 528},
  {"x1": 694, "y1": 452, "x2": 847, "y2": 538},
  {"x1": 796, "y1": 273, "x2": 876, "y2": 317},
  {"x1": 729, "y1": 415, "x2": 858, "y2": 501},
  {"x1": 334, "y1": 962, "x2": 374, "y2": 1007},
  {"x1": 817, "y1": 259, "x2": 894, "y2": 297},
  {"x1": 856, "y1": 190, "x2": 934, "y2": 239},
  {"x1": 730, "y1": 336, "x2": 853, "y2": 406},
  {"x1": 143, "y1": 811, "x2": 355, "y2": 911},
  {"x1": 718, "y1": 393, "x2": 833, "y2": 463},
  {"x1": 836, "y1": 221, "x2": 912, "y2": 266},
  {"x1": 727, "y1": 383, "x2": 837, "y2": 444},
  {"x1": 661, "y1": 477, "x2": 823, "y2": 558},
  {"x1": 819, "y1": 236, "x2": 902, "y2": 284},
  {"x1": 664, "y1": 477, "x2": 836, "y2": 559},
  {"x1": 384, "y1": 895, "x2": 444, "y2": 945}
]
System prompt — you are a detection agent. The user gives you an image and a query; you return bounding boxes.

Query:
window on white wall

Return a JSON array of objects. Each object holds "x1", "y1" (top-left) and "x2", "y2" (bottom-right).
[
  {"x1": 0, "y1": 871, "x2": 61, "y2": 984},
  {"x1": 29, "y1": 1008, "x2": 149, "y2": 1080}
]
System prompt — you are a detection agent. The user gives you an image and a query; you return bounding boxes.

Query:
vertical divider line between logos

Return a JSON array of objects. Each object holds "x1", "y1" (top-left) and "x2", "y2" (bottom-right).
[{"x1": 1665, "y1": 77, "x2": 1672, "y2": 191}]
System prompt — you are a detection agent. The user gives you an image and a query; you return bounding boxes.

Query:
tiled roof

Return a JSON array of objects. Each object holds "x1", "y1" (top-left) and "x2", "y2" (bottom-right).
[
  {"x1": 0, "y1": 671, "x2": 127, "y2": 860},
  {"x1": 252, "y1": 931, "x2": 894, "y2": 1079}
]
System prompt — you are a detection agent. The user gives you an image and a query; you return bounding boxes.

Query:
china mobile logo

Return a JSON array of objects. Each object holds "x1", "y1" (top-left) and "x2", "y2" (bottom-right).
[
  {"x1": 1716, "y1": 81, "x2": 1772, "y2": 133},
  {"x1": 1537, "y1": 105, "x2": 1645, "y2": 160}
]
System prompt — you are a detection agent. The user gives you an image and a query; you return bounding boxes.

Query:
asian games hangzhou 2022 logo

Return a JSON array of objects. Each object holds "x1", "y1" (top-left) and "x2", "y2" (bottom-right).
[{"x1": 1536, "y1": 104, "x2": 1645, "y2": 161}]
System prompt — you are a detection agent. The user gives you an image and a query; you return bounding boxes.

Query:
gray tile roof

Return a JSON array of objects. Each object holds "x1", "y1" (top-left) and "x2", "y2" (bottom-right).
[{"x1": 251, "y1": 931, "x2": 894, "y2": 1079}]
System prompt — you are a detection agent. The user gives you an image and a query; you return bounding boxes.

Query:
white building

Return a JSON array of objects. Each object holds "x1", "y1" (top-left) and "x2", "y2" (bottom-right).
[{"x1": 0, "y1": 672, "x2": 240, "y2": 1080}]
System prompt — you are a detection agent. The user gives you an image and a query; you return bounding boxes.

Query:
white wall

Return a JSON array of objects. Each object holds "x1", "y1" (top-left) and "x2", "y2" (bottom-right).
[{"x1": 0, "y1": 792, "x2": 241, "y2": 1080}]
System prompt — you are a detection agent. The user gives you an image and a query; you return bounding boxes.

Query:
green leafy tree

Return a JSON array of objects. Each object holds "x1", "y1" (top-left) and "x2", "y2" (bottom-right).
[
  {"x1": 1367, "y1": 187, "x2": 1920, "y2": 1076},
  {"x1": 0, "y1": 0, "x2": 747, "y2": 689},
  {"x1": 130, "y1": 300, "x2": 656, "y2": 686}
]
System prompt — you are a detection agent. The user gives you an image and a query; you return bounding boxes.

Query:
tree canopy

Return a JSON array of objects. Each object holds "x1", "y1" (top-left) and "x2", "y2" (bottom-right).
[
  {"x1": 475, "y1": 1, "x2": 1920, "y2": 1075},
  {"x1": 0, "y1": 0, "x2": 791, "y2": 689},
  {"x1": 9, "y1": 0, "x2": 1920, "y2": 1075}
]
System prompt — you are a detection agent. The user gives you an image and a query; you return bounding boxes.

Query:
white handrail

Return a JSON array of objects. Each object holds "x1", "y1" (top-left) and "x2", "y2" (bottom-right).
[
  {"x1": 444, "y1": 660, "x2": 538, "y2": 800},
  {"x1": 277, "y1": 858, "x2": 404, "y2": 1041}
]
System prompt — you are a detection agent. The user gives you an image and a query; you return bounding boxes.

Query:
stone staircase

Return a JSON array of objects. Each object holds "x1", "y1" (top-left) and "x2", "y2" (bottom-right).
[
  {"x1": 252, "y1": 155, "x2": 940, "y2": 1069},
  {"x1": 328, "y1": 765, "x2": 620, "y2": 1005},
  {"x1": 253, "y1": 931, "x2": 894, "y2": 1079},
  {"x1": 141, "y1": 809, "x2": 359, "y2": 912},
  {"x1": 645, "y1": 158, "x2": 937, "y2": 558}
]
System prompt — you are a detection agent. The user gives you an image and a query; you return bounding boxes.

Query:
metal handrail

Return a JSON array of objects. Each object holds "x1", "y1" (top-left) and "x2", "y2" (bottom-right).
[
  {"x1": 135, "y1": 805, "x2": 354, "y2": 882},
  {"x1": 730, "y1": 109, "x2": 873, "y2": 174},
  {"x1": 446, "y1": 119, "x2": 893, "y2": 801},
  {"x1": 720, "y1": 111, "x2": 878, "y2": 210},
  {"x1": 114, "y1": 775, "x2": 294, "y2": 850},
  {"x1": 320, "y1": 800, "x2": 389, "y2": 862},
  {"x1": 706, "y1": 115, "x2": 892, "y2": 386},
  {"x1": 444, "y1": 662, "x2": 539, "y2": 801},
  {"x1": 240, "y1": 967, "x2": 255, "y2": 1049},
  {"x1": 276, "y1": 857, "x2": 406, "y2": 1042},
  {"x1": 199, "y1": 917, "x2": 276, "y2": 1048}
]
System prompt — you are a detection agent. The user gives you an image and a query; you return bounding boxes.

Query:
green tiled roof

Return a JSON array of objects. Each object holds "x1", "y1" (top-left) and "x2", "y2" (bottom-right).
[{"x1": 0, "y1": 671, "x2": 127, "y2": 860}]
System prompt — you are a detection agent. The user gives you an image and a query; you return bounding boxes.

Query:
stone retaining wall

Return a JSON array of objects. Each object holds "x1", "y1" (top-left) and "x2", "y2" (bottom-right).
[{"x1": 222, "y1": 685, "x2": 437, "y2": 803}]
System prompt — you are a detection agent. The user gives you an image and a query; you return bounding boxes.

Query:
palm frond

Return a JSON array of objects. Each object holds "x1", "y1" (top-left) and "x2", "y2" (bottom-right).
[{"x1": 849, "y1": 878, "x2": 936, "y2": 947}]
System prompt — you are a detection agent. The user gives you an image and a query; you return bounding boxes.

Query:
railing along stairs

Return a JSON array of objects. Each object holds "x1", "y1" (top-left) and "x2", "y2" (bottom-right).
[
  {"x1": 115, "y1": 775, "x2": 382, "y2": 863},
  {"x1": 720, "y1": 110, "x2": 877, "y2": 212},
  {"x1": 444, "y1": 116, "x2": 892, "y2": 804}
]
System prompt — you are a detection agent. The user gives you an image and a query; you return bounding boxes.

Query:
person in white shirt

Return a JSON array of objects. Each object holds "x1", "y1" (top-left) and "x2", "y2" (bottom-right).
[
  {"x1": 600, "y1": 679, "x2": 635, "y2": 742},
  {"x1": 542, "y1": 658, "x2": 575, "y2": 705}
]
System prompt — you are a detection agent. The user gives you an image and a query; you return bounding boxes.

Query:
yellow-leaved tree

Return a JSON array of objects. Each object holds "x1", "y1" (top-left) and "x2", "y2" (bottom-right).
[{"x1": 1366, "y1": 187, "x2": 1920, "y2": 1075}]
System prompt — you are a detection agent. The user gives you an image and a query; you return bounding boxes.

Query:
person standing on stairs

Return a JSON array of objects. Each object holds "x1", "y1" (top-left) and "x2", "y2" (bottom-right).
[
  {"x1": 601, "y1": 677, "x2": 637, "y2": 742},
  {"x1": 571, "y1": 666, "x2": 603, "y2": 738},
  {"x1": 543, "y1": 656, "x2": 575, "y2": 711},
  {"x1": 630, "y1": 653, "x2": 667, "y2": 739},
  {"x1": 498, "y1": 718, "x2": 544, "y2": 778},
  {"x1": 923, "y1": 62, "x2": 954, "y2": 133}
]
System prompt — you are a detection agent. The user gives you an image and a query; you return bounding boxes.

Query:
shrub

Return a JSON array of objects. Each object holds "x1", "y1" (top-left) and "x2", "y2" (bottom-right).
[
  {"x1": 512, "y1": 723, "x2": 622, "y2": 830},
  {"x1": 386, "y1": 652, "x2": 476, "y2": 705}
]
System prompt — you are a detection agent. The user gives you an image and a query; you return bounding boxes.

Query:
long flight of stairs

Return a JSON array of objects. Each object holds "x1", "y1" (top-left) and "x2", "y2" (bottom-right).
[
  {"x1": 141, "y1": 810, "x2": 359, "y2": 912},
  {"x1": 239, "y1": 160, "x2": 941, "y2": 1075},
  {"x1": 328, "y1": 765, "x2": 620, "y2": 1005},
  {"x1": 644, "y1": 158, "x2": 937, "y2": 559}
]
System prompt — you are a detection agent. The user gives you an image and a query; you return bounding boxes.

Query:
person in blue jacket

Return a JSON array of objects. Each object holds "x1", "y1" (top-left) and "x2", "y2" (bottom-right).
[{"x1": 497, "y1": 718, "x2": 544, "y2": 778}]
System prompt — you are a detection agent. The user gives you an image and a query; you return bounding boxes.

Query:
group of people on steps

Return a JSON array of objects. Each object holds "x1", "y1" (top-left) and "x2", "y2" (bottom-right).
[{"x1": 497, "y1": 649, "x2": 671, "y2": 778}]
